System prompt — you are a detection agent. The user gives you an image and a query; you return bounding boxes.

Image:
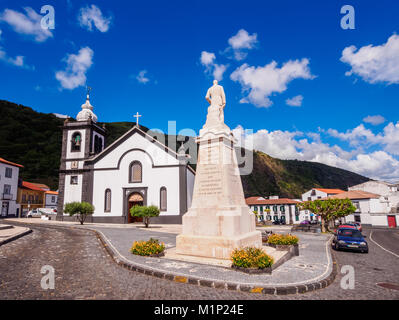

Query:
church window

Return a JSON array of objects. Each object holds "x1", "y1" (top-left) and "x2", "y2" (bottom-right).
[
  {"x1": 129, "y1": 161, "x2": 142, "y2": 183},
  {"x1": 70, "y1": 176, "x2": 78, "y2": 185},
  {"x1": 160, "y1": 187, "x2": 167, "y2": 211},
  {"x1": 104, "y1": 189, "x2": 111, "y2": 212},
  {"x1": 71, "y1": 132, "x2": 82, "y2": 152},
  {"x1": 94, "y1": 135, "x2": 103, "y2": 154}
]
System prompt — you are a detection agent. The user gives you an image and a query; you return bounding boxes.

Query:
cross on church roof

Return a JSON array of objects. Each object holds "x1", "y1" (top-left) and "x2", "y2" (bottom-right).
[{"x1": 134, "y1": 112, "x2": 142, "y2": 127}]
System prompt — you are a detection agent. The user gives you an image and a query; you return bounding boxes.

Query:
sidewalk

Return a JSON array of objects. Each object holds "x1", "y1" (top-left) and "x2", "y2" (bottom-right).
[
  {"x1": 4, "y1": 218, "x2": 336, "y2": 295},
  {"x1": 0, "y1": 224, "x2": 32, "y2": 246}
]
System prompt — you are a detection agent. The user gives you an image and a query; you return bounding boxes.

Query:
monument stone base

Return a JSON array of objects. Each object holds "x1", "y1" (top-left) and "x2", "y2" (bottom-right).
[{"x1": 176, "y1": 231, "x2": 262, "y2": 260}]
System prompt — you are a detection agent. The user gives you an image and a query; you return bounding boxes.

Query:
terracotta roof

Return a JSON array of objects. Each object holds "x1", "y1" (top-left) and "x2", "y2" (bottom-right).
[
  {"x1": 0, "y1": 157, "x2": 24, "y2": 168},
  {"x1": 246, "y1": 197, "x2": 300, "y2": 205},
  {"x1": 31, "y1": 183, "x2": 50, "y2": 190},
  {"x1": 21, "y1": 181, "x2": 47, "y2": 192},
  {"x1": 314, "y1": 188, "x2": 345, "y2": 194},
  {"x1": 326, "y1": 190, "x2": 380, "y2": 200},
  {"x1": 45, "y1": 191, "x2": 58, "y2": 195}
]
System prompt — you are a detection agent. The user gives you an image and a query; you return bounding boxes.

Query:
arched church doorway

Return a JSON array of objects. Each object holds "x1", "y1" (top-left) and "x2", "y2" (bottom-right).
[{"x1": 128, "y1": 192, "x2": 144, "y2": 223}]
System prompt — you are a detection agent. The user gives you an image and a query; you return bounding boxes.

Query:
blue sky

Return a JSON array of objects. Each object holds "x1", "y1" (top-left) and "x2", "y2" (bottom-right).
[{"x1": 0, "y1": 0, "x2": 399, "y2": 181}]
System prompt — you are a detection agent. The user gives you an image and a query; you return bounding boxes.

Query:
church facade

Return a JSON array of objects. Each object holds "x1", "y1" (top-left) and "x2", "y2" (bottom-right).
[{"x1": 56, "y1": 95, "x2": 195, "y2": 224}]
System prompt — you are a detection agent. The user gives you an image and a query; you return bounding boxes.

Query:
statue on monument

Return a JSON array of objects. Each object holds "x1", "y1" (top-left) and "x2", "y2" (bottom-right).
[
  {"x1": 205, "y1": 80, "x2": 226, "y2": 123},
  {"x1": 202, "y1": 80, "x2": 229, "y2": 133}
]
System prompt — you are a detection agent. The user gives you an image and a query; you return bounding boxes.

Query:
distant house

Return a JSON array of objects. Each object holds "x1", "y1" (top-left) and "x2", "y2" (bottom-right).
[
  {"x1": 0, "y1": 157, "x2": 24, "y2": 218},
  {"x1": 302, "y1": 188, "x2": 345, "y2": 202},
  {"x1": 45, "y1": 191, "x2": 58, "y2": 209},
  {"x1": 349, "y1": 181, "x2": 399, "y2": 214},
  {"x1": 345, "y1": 182, "x2": 399, "y2": 228},
  {"x1": 17, "y1": 181, "x2": 46, "y2": 215},
  {"x1": 246, "y1": 196, "x2": 301, "y2": 224}
]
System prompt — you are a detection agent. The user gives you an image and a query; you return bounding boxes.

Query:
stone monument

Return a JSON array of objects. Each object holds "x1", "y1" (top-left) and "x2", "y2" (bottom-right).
[{"x1": 176, "y1": 80, "x2": 262, "y2": 260}]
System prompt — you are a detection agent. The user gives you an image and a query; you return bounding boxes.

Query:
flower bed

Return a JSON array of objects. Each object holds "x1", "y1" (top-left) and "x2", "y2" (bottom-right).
[
  {"x1": 130, "y1": 238, "x2": 165, "y2": 257},
  {"x1": 267, "y1": 234, "x2": 299, "y2": 256},
  {"x1": 267, "y1": 234, "x2": 299, "y2": 245},
  {"x1": 231, "y1": 247, "x2": 274, "y2": 273}
]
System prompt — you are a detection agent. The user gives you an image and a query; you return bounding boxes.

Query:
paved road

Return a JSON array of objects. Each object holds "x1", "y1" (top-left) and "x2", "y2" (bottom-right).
[{"x1": 0, "y1": 223, "x2": 398, "y2": 299}]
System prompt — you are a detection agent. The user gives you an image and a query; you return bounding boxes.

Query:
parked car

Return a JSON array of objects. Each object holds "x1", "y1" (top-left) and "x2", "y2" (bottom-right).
[
  {"x1": 345, "y1": 222, "x2": 362, "y2": 232},
  {"x1": 38, "y1": 208, "x2": 57, "y2": 215},
  {"x1": 27, "y1": 209, "x2": 41, "y2": 218},
  {"x1": 300, "y1": 220, "x2": 311, "y2": 225},
  {"x1": 332, "y1": 227, "x2": 368, "y2": 253}
]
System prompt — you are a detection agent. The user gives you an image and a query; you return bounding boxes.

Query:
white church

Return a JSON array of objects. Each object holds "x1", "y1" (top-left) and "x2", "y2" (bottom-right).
[{"x1": 56, "y1": 94, "x2": 195, "y2": 224}]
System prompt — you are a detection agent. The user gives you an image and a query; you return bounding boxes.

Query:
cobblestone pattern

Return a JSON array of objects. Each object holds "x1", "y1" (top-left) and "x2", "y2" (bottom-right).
[{"x1": 0, "y1": 223, "x2": 398, "y2": 300}]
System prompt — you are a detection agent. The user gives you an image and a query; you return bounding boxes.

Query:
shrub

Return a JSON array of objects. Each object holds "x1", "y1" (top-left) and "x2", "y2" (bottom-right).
[
  {"x1": 231, "y1": 247, "x2": 274, "y2": 269},
  {"x1": 64, "y1": 201, "x2": 95, "y2": 225},
  {"x1": 130, "y1": 205, "x2": 160, "y2": 228},
  {"x1": 130, "y1": 238, "x2": 165, "y2": 256},
  {"x1": 267, "y1": 234, "x2": 299, "y2": 245}
]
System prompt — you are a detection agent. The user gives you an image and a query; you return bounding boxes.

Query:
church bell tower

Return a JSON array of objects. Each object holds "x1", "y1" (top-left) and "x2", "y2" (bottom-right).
[{"x1": 57, "y1": 90, "x2": 106, "y2": 220}]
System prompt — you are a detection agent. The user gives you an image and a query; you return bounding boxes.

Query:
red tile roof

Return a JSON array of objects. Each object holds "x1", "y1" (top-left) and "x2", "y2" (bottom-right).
[
  {"x1": 314, "y1": 188, "x2": 345, "y2": 194},
  {"x1": 326, "y1": 190, "x2": 380, "y2": 200},
  {"x1": 45, "y1": 191, "x2": 58, "y2": 195},
  {"x1": 0, "y1": 157, "x2": 24, "y2": 168},
  {"x1": 246, "y1": 197, "x2": 300, "y2": 205},
  {"x1": 21, "y1": 181, "x2": 47, "y2": 192}
]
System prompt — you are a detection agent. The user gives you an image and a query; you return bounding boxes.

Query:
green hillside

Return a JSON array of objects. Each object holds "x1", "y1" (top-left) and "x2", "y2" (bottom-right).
[{"x1": 0, "y1": 99, "x2": 369, "y2": 196}]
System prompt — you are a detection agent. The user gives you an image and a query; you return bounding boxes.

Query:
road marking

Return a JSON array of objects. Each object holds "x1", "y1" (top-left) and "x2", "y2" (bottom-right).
[{"x1": 369, "y1": 231, "x2": 399, "y2": 258}]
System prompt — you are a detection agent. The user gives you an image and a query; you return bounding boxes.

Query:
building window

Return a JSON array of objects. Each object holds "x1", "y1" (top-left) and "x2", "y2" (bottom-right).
[
  {"x1": 71, "y1": 132, "x2": 82, "y2": 152},
  {"x1": 3, "y1": 184, "x2": 11, "y2": 194},
  {"x1": 104, "y1": 189, "x2": 111, "y2": 212},
  {"x1": 51, "y1": 196, "x2": 56, "y2": 203},
  {"x1": 160, "y1": 187, "x2": 167, "y2": 211},
  {"x1": 273, "y1": 205, "x2": 277, "y2": 213},
  {"x1": 70, "y1": 176, "x2": 78, "y2": 185},
  {"x1": 295, "y1": 215, "x2": 299, "y2": 222},
  {"x1": 129, "y1": 161, "x2": 142, "y2": 183},
  {"x1": 22, "y1": 194, "x2": 26, "y2": 203},
  {"x1": 5, "y1": 167, "x2": 12, "y2": 178},
  {"x1": 280, "y1": 205, "x2": 285, "y2": 212},
  {"x1": 94, "y1": 135, "x2": 103, "y2": 154}
]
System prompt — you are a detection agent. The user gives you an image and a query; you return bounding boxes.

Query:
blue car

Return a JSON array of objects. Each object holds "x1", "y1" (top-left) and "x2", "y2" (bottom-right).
[{"x1": 332, "y1": 228, "x2": 369, "y2": 253}]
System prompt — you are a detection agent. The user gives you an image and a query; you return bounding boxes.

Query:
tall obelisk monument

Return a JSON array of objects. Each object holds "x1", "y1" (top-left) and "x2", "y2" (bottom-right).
[{"x1": 176, "y1": 80, "x2": 262, "y2": 260}]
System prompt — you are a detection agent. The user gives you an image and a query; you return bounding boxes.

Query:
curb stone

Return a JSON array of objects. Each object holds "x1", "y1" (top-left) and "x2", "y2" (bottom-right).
[
  {"x1": 5, "y1": 221, "x2": 338, "y2": 295},
  {"x1": 0, "y1": 228, "x2": 32, "y2": 247}
]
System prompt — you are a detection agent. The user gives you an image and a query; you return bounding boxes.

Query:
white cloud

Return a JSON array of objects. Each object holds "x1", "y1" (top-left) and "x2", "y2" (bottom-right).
[
  {"x1": 200, "y1": 51, "x2": 228, "y2": 81},
  {"x1": 200, "y1": 51, "x2": 215, "y2": 66},
  {"x1": 286, "y1": 95, "x2": 303, "y2": 107},
  {"x1": 0, "y1": 7, "x2": 53, "y2": 42},
  {"x1": 225, "y1": 29, "x2": 258, "y2": 61},
  {"x1": 230, "y1": 59, "x2": 314, "y2": 108},
  {"x1": 78, "y1": 5, "x2": 112, "y2": 33},
  {"x1": 326, "y1": 122, "x2": 399, "y2": 156},
  {"x1": 233, "y1": 124, "x2": 399, "y2": 182},
  {"x1": 136, "y1": 70, "x2": 150, "y2": 84},
  {"x1": 0, "y1": 46, "x2": 31, "y2": 69},
  {"x1": 55, "y1": 47, "x2": 94, "y2": 90},
  {"x1": 363, "y1": 115, "x2": 386, "y2": 125},
  {"x1": 341, "y1": 34, "x2": 399, "y2": 84}
]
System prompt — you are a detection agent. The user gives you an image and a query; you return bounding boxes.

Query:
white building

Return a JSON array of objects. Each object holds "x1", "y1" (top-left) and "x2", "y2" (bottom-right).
[
  {"x1": 45, "y1": 191, "x2": 58, "y2": 209},
  {"x1": 57, "y1": 94, "x2": 195, "y2": 224},
  {"x1": 328, "y1": 190, "x2": 398, "y2": 227},
  {"x1": 347, "y1": 181, "x2": 399, "y2": 228},
  {"x1": 302, "y1": 188, "x2": 345, "y2": 201},
  {"x1": 349, "y1": 181, "x2": 399, "y2": 214},
  {"x1": 0, "y1": 157, "x2": 23, "y2": 218},
  {"x1": 246, "y1": 196, "x2": 301, "y2": 224}
]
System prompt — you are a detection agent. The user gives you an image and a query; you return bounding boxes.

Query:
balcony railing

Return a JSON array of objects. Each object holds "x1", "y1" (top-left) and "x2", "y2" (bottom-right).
[{"x1": 2, "y1": 193, "x2": 13, "y2": 200}]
